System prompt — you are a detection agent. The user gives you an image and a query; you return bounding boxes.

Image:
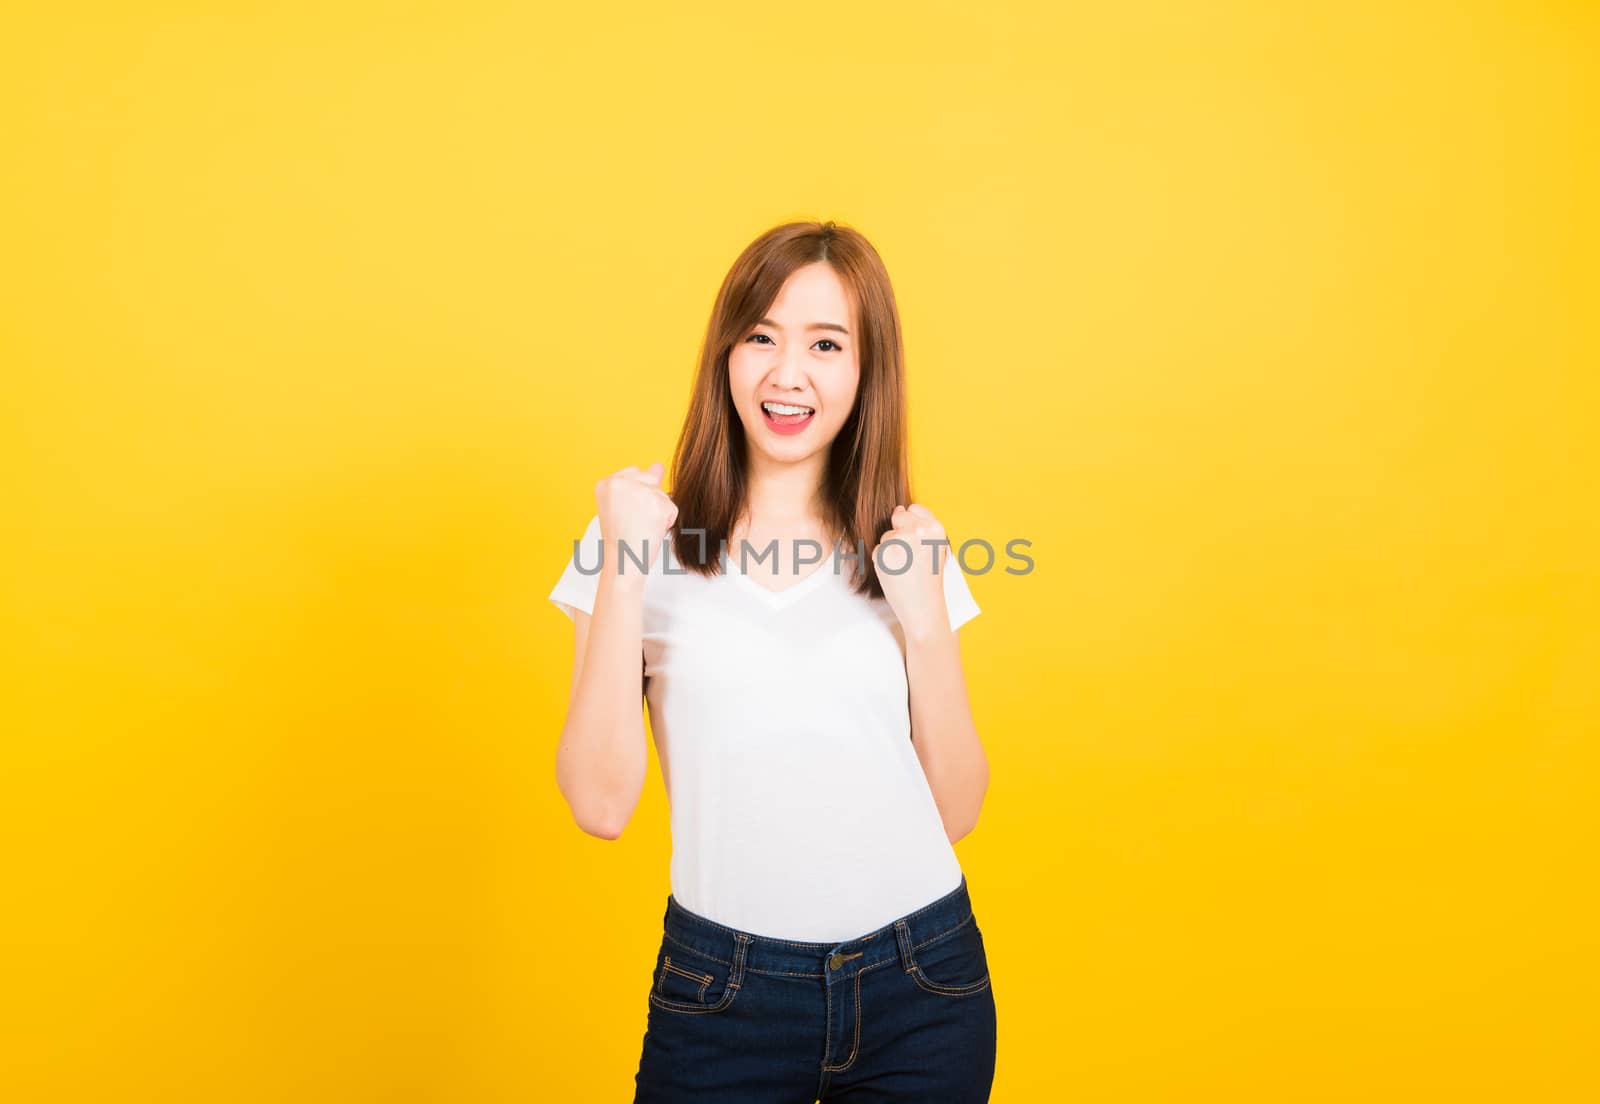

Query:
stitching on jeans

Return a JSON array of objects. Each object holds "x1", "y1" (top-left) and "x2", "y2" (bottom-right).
[
  {"x1": 910, "y1": 965, "x2": 991, "y2": 997},
  {"x1": 817, "y1": 961, "x2": 895, "y2": 1073},
  {"x1": 660, "y1": 956, "x2": 713, "y2": 1002},
  {"x1": 905, "y1": 919, "x2": 990, "y2": 995},
  {"x1": 649, "y1": 934, "x2": 748, "y2": 1015},
  {"x1": 747, "y1": 967, "x2": 824, "y2": 977},
  {"x1": 746, "y1": 958, "x2": 899, "y2": 980},
  {"x1": 666, "y1": 879, "x2": 965, "y2": 951},
  {"x1": 650, "y1": 986, "x2": 734, "y2": 1014},
  {"x1": 655, "y1": 957, "x2": 711, "y2": 1007},
  {"x1": 895, "y1": 919, "x2": 913, "y2": 970},
  {"x1": 912, "y1": 911, "x2": 976, "y2": 950},
  {"x1": 663, "y1": 921, "x2": 936, "y2": 974},
  {"x1": 821, "y1": 971, "x2": 863, "y2": 1071},
  {"x1": 725, "y1": 926, "x2": 897, "y2": 952},
  {"x1": 665, "y1": 924, "x2": 903, "y2": 966},
  {"x1": 902, "y1": 908, "x2": 985, "y2": 992},
  {"x1": 657, "y1": 884, "x2": 973, "y2": 981},
  {"x1": 822, "y1": 957, "x2": 834, "y2": 1067},
  {"x1": 661, "y1": 955, "x2": 714, "y2": 985},
  {"x1": 662, "y1": 931, "x2": 732, "y2": 967}
]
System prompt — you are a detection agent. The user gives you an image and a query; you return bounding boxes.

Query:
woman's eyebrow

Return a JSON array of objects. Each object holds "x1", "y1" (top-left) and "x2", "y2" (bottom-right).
[{"x1": 756, "y1": 316, "x2": 850, "y2": 335}]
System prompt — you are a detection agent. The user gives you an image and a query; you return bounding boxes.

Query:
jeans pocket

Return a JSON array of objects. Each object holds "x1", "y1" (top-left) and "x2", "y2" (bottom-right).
[
  {"x1": 649, "y1": 940, "x2": 743, "y2": 1014},
  {"x1": 909, "y1": 915, "x2": 991, "y2": 997}
]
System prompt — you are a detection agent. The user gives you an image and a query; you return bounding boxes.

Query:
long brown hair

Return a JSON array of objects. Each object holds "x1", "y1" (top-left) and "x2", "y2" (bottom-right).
[{"x1": 667, "y1": 219, "x2": 911, "y2": 601}]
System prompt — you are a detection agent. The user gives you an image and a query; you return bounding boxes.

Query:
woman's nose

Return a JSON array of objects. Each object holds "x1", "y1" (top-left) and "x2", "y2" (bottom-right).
[{"x1": 772, "y1": 346, "x2": 807, "y2": 387}]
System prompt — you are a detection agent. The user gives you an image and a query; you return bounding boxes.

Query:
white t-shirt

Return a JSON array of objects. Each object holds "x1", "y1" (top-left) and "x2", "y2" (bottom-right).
[{"x1": 549, "y1": 513, "x2": 981, "y2": 941}]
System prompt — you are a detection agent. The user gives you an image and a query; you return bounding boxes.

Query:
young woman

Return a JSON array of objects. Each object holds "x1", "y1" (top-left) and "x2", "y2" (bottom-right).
[{"x1": 548, "y1": 220, "x2": 996, "y2": 1102}]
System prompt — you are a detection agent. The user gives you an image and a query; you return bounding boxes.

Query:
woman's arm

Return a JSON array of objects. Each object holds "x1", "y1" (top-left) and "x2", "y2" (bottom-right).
[
  {"x1": 906, "y1": 625, "x2": 989, "y2": 844},
  {"x1": 555, "y1": 564, "x2": 649, "y2": 839},
  {"x1": 878, "y1": 504, "x2": 989, "y2": 843}
]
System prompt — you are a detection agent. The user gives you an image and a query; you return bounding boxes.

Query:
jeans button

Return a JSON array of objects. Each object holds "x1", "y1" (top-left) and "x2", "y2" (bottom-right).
[{"x1": 827, "y1": 952, "x2": 843, "y2": 970}]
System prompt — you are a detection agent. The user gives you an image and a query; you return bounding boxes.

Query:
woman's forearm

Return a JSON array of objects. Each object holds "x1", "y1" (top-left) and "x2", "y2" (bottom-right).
[
  {"x1": 905, "y1": 624, "x2": 989, "y2": 843},
  {"x1": 555, "y1": 562, "x2": 649, "y2": 838}
]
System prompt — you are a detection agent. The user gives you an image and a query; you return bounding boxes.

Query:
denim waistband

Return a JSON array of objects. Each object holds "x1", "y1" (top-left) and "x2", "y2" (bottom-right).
[{"x1": 659, "y1": 873, "x2": 978, "y2": 981}]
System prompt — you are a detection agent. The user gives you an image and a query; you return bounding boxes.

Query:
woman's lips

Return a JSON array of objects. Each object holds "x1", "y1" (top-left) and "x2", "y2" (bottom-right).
[{"x1": 762, "y1": 406, "x2": 815, "y2": 435}]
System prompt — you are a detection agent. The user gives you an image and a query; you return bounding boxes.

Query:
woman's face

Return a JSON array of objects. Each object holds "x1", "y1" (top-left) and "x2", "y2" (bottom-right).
[{"x1": 727, "y1": 261, "x2": 861, "y2": 466}]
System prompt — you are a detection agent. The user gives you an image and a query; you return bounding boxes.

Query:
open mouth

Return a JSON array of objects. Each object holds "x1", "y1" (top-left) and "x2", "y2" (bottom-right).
[{"x1": 761, "y1": 401, "x2": 815, "y2": 430}]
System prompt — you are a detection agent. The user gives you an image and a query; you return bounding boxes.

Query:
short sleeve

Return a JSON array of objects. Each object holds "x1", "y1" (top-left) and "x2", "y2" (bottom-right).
[
  {"x1": 942, "y1": 556, "x2": 981, "y2": 632},
  {"x1": 548, "y1": 513, "x2": 604, "y2": 621}
]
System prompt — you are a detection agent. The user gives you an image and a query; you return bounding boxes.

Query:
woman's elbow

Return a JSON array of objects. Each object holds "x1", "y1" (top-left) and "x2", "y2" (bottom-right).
[
  {"x1": 557, "y1": 757, "x2": 641, "y2": 840},
  {"x1": 946, "y1": 817, "x2": 979, "y2": 845},
  {"x1": 563, "y1": 791, "x2": 634, "y2": 840}
]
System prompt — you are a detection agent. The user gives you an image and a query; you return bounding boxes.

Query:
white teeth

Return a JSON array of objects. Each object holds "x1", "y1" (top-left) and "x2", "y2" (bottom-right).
[{"x1": 762, "y1": 402, "x2": 814, "y2": 415}]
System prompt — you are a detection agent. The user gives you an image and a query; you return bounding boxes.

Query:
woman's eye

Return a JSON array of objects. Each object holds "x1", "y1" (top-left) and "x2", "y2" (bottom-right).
[{"x1": 745, "y1": 333, "x2": 842, "y2": 352}]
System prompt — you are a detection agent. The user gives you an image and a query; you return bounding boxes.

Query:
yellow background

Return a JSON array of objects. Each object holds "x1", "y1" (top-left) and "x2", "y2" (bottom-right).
[{"x1": 3, "y1": 1, "x2": 1596, "y2": 1100}]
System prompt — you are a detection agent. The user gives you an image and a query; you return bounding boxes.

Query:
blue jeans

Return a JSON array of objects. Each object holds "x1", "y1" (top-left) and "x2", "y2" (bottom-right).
[{"x1": 633, "y1": 873, "x2": 997, "y2": 1102}]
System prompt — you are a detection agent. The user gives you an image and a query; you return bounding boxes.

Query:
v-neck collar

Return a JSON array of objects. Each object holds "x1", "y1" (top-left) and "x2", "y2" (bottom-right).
[{"x1": 720, "y1": 546, "x2": 839, "y2": 611}]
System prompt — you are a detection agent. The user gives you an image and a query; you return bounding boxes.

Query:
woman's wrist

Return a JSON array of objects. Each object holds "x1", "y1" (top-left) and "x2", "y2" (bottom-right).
[{"x1": 595, "y1": 560, "x2": 649, "y2": 600}]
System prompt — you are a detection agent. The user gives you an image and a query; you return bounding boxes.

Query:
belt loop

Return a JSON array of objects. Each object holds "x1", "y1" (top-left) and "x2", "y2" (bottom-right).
[
  {"x1": 894, "y1": 918, "x2": 916, "y2": 972},
  {"x1": 731, "y1": 932, "x2": 752, "y2": 985}
]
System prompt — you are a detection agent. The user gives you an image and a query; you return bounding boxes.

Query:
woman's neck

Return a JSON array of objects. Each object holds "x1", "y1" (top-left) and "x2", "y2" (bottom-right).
[{"x1": 742, "y1": 450, "x2": 827, "y2": 528}]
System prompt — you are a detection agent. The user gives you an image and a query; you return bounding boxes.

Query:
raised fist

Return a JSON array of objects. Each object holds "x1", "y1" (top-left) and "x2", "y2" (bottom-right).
[{"x1": 594, "y1": 461, "x2": 679, "y2": 574}]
